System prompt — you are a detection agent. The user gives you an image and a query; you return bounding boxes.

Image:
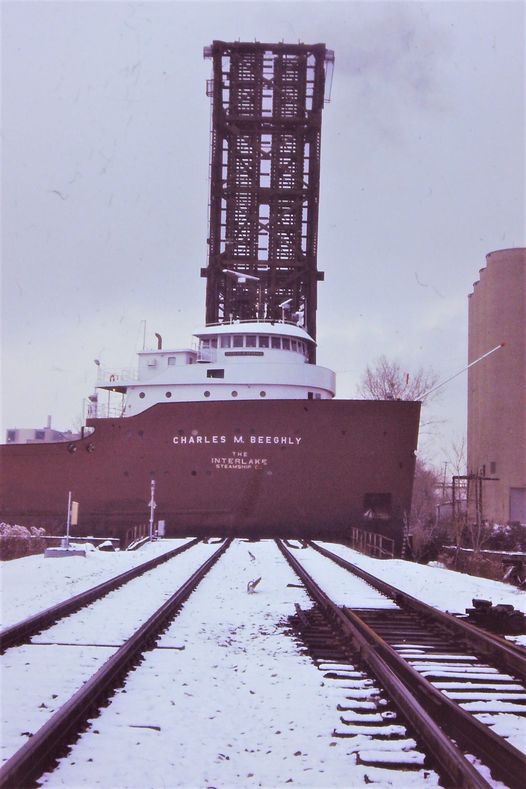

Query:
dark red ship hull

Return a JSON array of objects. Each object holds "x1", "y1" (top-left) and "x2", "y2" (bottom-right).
[{"x1": 0, "y1": 399, "x2": 420, "y2": 553}]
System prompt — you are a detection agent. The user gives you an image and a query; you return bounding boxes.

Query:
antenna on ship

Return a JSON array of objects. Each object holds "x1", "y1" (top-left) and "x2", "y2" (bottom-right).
[{"x1": 201, "y1": 41, "x2": 333, "y2": 362}]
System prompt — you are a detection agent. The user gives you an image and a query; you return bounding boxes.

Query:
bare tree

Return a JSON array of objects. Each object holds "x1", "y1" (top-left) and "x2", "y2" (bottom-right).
[
  {"x1": 357, "y1": 356, "x2": 439, "y2": 403},
  {"x1": 408, "y1": 458, "x2": 445, "y2": 561},
  {"x1": 444, "y1": 436, "x2": 467, "y2": 476},
  {"x1": 466, "y1": 518, "x2": 494, "y2": 555},
  {"x1": 411, "y1": 459, "x2": 440, "y2": 527}
]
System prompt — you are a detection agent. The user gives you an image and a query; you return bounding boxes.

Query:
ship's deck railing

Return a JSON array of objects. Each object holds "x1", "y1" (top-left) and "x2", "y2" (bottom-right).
[
  {"x1": 86, "y1": 403, "x2": 126, "y2": 420},
  {"x1": 96, "y1": 368, "x2": 138, "y2": 385},
  {"x1": 204, "y1": 318, "x2": 303, "y2": 328}
]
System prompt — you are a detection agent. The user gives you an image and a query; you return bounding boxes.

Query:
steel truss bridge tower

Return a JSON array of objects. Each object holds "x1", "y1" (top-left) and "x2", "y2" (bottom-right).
[{"x1": 201, "y1": 41, "x2": 334, "y2": 361}]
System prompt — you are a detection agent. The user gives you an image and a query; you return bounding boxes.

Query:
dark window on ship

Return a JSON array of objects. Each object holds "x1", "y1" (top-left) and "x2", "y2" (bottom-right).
[
  {"x1": 315, "y1": 393, "x2": 321, "y2": 399},
  {"x1": 35, "y1": 430, "x2": 45, "y2": 440},
  {"x1": 260, "y1": 391, "x2": 266, "y2": 397},
  {"x1": 233, "y1": 335, "x2": 244, "y2": 348},
  {"x1": 207, "y1": 369, "x2": 225, "y2": 379},
  {"x1": 204, "y1": 390, "x2": 211, "y2": 398},
  {"x1": 271, "y1": 336, "x2": 281, "y2": 349},
  {"x1": 258, "y1": 336, "x2": 269, "y2": 348},
  {"x1": 7, "y1": 430, "x2": 16, "y2": 442},
  {"x1": 307, "y1": 392, "x2": 314, "y2": 400},
  {"x1": 221, "y1": 336, "x2": 231, "y2": 348},
  {"x1": 210, "y1": 338, "x2": 218, "y2": 348},
  {"x1": 167, "y1": 357, "x2": 176, "y2": 366},
  {"x1": 139, "y1": 392, "x2": 146, "y2": 399},
  {"x1": 231, "y1": 390, "x2": 238, "y2": 397},
  {"x1": 490, "y1": 461, "x2": 497, "y2": 475},
  {"x1": 282, "y1": 337, "x2": 290, "y2": 350},
  {"x1": 202, "y1": 339, "x2": 210, "y2": 349},
  {"x1": 246, "y1": 335, "x2": 257, "y2": 347},
  {"x1": 291, "y1": 340, "x2": 297, "y2": 351},
  {"x1": 363, "y1": 493, "x2": 392, "y2": 520},
  {"x1": 165, "y1": 391, "x2": 172, "y2": 398}
]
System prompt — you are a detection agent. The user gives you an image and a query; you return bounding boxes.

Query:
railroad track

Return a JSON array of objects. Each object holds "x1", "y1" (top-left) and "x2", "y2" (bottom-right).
[
  {"x1": 0, "y1": 539, "x2": 231, "y2": 788},
  {"x1": 278, "y1": 539, "x2": 526, "y2": 789},
  {"x1": 309, "y1": 540, "x2": 526, "y2": 680},
  {"x1": 0, "y1": 538, "x2": 200, "y2": 652}
]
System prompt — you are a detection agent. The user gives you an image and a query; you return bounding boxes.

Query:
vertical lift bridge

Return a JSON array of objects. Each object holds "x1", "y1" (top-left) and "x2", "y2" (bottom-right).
[{"x1": 201, "y1": 41, "x2": 334, "y2": 362}]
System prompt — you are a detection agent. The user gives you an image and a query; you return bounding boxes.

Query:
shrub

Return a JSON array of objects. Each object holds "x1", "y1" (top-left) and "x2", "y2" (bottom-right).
[{"x1": 0, "y1": 522, "x2": 47, "y2": 560}]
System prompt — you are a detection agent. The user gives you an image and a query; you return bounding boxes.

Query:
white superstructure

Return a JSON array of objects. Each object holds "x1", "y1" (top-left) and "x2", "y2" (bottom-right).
[{"x1": 91, "y1": 320, "x2": 335, "y2": 418}]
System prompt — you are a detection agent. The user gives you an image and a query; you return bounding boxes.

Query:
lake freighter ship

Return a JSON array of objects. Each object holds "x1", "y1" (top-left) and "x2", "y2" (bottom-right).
[{"x1": 1, "y1": 42, "x2": 420, "y2": 553}]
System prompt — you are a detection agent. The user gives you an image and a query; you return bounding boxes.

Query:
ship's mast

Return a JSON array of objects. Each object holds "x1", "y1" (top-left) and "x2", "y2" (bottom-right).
[{"x1": 202, "y1": 41, "x2": 334, "y2": 362}]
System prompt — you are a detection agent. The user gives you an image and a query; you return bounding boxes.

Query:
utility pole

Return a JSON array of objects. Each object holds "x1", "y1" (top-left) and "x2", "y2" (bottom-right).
[
  {"x1": 65, "y1": 491, "x2": 72, "y2": 549},
  {"x1": 148, "y1": 479, "x2": 156, "y2": 541}
]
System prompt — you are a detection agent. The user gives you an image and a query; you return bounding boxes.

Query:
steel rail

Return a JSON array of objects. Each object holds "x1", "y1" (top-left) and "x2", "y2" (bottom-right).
[
  {"x1": 309, "y1": 540, "x2": 526, "y2": 681},
  {"x1": 0, "y1": 538, "x2": 200, "y2": 652},
  {"x1": 340, "y1": 604, "x2": 526, "y2": 789},
  {"x1": 0, "y1": 538, "x2": 231, "y2": 789},
  {"x1": 277, "y1": 539, "x2": 526, "y2": 789}
]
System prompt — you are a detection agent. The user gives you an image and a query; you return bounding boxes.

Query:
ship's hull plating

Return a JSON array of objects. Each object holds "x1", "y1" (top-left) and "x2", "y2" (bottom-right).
[{"x1": 0, "y1": 400, "x2": 420, "y2": 552}]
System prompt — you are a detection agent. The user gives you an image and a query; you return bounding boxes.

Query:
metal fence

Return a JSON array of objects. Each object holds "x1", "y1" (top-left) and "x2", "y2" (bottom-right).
[{"x1": 349, "y1": 526, "x2": 395, "y2": 559}]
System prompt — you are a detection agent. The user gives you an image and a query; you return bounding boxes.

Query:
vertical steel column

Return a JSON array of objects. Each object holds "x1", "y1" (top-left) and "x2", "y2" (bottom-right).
[{"x1": 202, "y1": 41, "x2": 333, "y2": 362}]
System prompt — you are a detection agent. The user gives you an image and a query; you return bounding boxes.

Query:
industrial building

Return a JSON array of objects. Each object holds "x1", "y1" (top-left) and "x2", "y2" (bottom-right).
[
  {"x1": 5, "y1": 416, "x2": 79, "y2": 445},
  {"x1": 467, "y1": 248, "x2": 526, "y2": 524}
]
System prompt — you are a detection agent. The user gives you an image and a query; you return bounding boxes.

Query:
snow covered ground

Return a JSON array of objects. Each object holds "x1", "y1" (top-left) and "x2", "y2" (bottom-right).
[
  {"x1": 0, "y1": 539, "x2": 191, "y2": 628},
  {"x1": 35, "y1": 540, "x2": 437, "y2": 788},
  {"x1": 1, "y1": 541, "x2": 221, "y2": 765},
  {"x1": 1, "y1": 539, "x2": 525, "y2": 787}
]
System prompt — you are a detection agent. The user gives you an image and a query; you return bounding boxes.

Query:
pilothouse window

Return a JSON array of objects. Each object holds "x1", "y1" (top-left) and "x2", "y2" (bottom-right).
[
  {"x1": 246, "y1": 335, "x2": 257, "y2": 347},
  {"x1": 233, "y1": 335, "x2": 243, "y2": 348},
  {"x1": 271, "y1": 337, "x2": 281, "y2": 349},
  {"x1": 200, "y1": 337, "x2": 218, "y2": 353},
  {"x1": 258, "y1": 336, "x2": 269, "y2": 348},
  {"x1": 220, "y1": 336, "x2": 231, "y2": 348}
]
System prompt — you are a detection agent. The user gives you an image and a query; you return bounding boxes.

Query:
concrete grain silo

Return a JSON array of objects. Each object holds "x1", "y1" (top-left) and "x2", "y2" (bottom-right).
[{"x1": 467, "y1": 248, "x2": 526, "y2": 524}]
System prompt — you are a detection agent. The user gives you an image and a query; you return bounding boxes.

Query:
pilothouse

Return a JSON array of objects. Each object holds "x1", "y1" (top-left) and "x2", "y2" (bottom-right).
[{"x1": 93, "y1": 319, "x2": 335, "y2": 418}]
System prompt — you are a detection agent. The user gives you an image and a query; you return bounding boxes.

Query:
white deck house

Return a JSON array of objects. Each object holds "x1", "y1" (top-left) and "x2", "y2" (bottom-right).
[{"x1": 91, "y1": 321, "x2": 336, "y2": 418}]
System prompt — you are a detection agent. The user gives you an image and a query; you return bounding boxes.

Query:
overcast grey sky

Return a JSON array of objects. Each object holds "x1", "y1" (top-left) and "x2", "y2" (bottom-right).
[{"x1": 2, "y1": 0, "x2": 525, "y2": 467}]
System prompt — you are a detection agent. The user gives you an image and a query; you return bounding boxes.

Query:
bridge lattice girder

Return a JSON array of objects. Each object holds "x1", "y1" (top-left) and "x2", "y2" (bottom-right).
[{"x1": 201, "y1": 41, "x2": 333, "y2": 360}]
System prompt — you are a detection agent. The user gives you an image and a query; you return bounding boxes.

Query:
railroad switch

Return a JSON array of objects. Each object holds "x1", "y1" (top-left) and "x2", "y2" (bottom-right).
[{"x1": 465, "y1": 598, "x2": 526, "y2": 635}]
